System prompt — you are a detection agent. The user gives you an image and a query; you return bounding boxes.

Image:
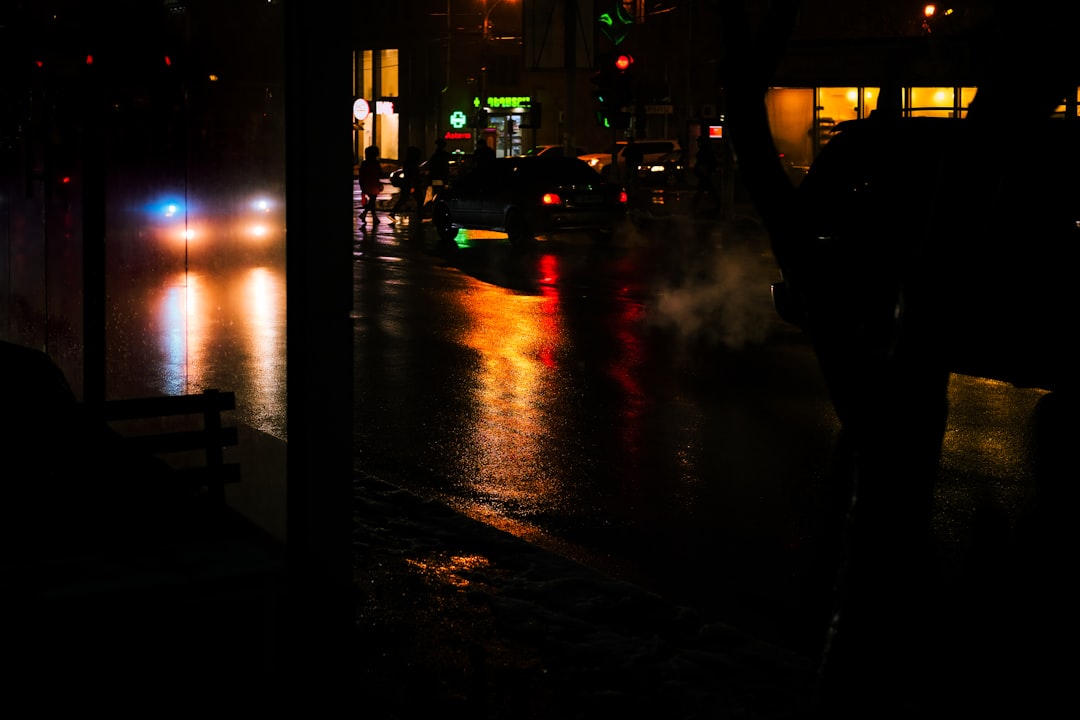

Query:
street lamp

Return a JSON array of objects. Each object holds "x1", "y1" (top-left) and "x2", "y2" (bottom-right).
[
  {"x1": 477, "y1": 0, "x2": 517, "y2": 151},
  {"x1": 482, "y1": 0, "x2": 510, "y2": 41}
]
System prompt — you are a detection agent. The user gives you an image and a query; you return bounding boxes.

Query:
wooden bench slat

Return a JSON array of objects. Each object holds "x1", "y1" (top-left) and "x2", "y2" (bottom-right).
[
  {"x1": 100, "y1": 390, "x2": 236, "y2": 421},
  {"x1": 94, "y1": 389, "x2": 240, "y2": 505}
]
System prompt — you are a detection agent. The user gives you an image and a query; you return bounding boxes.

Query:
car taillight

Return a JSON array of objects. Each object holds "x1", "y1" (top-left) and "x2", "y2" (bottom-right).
[{"x1": 541, "y1": 192, "x2": 563, "y2": 205}]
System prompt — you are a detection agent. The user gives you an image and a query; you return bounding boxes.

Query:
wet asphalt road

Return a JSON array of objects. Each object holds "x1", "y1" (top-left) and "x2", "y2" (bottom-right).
[{"x1": 349, "y1": 190, "x2": 1065, "y2": 660}]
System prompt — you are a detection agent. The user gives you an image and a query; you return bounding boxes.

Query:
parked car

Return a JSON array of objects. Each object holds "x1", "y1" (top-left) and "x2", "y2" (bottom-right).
[
  {"x1": 578, "y1": 139, "x2": 680, "y2": 181},
  {"x1": 636, "y1": 149, "x2": 687, "y2": 186},
  {"x1": 519, "y1": 144, "x2": 586, "y2": 159},
  {"x1": 430, "y1": 156, "x2": 629, "y2": 247},
  {"x1": 771, "y1": 115, "x2": 1080, "y2": 394},
  {"x1": 388, "y1": 153, "x2": 471, "y2": 190}
]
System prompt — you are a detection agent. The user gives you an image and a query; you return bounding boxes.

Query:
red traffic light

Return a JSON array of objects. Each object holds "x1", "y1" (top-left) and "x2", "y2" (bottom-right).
[{"x1": 614, "y1": 54, "x2": 633, "y2": 71}]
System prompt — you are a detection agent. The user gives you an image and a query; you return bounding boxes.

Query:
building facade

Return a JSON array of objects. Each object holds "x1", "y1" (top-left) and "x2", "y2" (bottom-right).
[{"x1": 352, "y1": 1, "x2": 1080, "y2": 172}]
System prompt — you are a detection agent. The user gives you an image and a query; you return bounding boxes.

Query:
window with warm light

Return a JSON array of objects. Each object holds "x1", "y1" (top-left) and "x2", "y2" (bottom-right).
[
  {"x1": 1052, "y1": 88, "x2": 1080, "y2": 117},
  {"x1": 354, "y1": 48, "x2": 402, "y2": 161},
  {"x1": 957, "y1": 87, "x2": 977, "y2": 117},
  {"x1": 908, "y1": 87, "x2": 954, "y2": 117},
  {"x1": 815, "y1": 87, "x2": 879, "y2": 145}
]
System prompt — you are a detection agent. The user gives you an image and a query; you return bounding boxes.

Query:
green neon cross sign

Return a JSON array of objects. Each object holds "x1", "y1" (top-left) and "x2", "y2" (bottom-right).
[{"x1": 450, "y1": 110, "x2": 468, "y2": 129}]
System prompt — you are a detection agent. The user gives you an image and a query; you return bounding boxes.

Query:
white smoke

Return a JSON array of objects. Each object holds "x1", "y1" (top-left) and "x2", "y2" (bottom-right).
[{"x1": 645, "y1": 217, "x2": 780, "y2": 350}]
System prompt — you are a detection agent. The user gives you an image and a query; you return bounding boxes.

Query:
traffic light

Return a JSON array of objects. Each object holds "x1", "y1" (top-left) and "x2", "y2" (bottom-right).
[
  {"x1": 590, "y1": 51, "x2": 634, "y2": 130},
  {"x1": 597, "y1": 1, "x2": 635, "y2": 45}
]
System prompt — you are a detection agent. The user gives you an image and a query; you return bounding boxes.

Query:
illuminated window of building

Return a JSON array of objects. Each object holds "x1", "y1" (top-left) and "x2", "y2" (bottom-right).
[
  {"x1": 816, "y1": 87, "x2": 879, "y2": 144},
  {"x1": 766, "y1": 87, "x2": 814, "y2": 169},
  {"x1": 958, "y1": 87, "x2": 977, "y2": 118},
  {"x1": 817, "y1": 87, "x2": 858, "y2": 125},
  {"x1": 353, "y1": 49, "x2": 402, "y2": 161},
  {"x1": 354, "y1": 50, "x2": 374, "y2": 158},
  {"x1": 379, "y1": 49, "x2": 400, "y2": 160},
  {"x1": 1052, "y1": 88, "x2": 1080, "y2": 117},
  {"x1": 860, "y1": 88, "x2": 879, "y2": 117},
  {"x1": 908, "y1": 87, "x2": 954, "y2": 117}
]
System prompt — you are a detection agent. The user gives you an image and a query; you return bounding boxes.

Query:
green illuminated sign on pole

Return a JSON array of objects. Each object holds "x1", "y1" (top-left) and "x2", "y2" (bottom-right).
[{"x1": 450, "y1": 110, "x2": 468, "y2": 129}]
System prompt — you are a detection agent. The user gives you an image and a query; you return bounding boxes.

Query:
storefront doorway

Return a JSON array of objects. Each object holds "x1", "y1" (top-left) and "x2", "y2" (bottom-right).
[{"x1": 486, "y1": 113, "x2": 524, "y2": 157}]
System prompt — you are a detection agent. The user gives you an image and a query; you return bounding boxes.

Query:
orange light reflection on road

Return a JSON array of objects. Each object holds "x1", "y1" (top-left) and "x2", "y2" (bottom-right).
[
  {"x1": 238, "y1": 267, "x2": 287, "y2": 431},
  {"x1": 456, "y1": 253, "x2": 565, "y2": 534}
]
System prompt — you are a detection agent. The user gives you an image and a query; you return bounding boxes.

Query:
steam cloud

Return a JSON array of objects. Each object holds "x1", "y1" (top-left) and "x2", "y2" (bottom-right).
[{"x1": 644, "y1": 217, "x2": 780, "y2": 350}]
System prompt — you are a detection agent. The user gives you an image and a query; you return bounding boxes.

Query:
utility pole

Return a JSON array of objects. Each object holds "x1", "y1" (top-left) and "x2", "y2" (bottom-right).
[{"x1": 564, "y1": 0, "x2": 577, "y2": 154}]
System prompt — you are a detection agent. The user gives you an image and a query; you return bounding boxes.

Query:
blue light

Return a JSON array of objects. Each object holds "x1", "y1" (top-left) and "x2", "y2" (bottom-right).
[{"x1": 144, "y1": 195, "x2": 188, "y2": 220}]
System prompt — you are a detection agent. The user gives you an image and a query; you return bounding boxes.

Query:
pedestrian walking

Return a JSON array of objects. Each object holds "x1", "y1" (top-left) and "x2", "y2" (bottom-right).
[
  {"x1": 425, "y1": 138, "x2": 451, "y2": 207},
  {"x1": 389, "y1": 146, "x2": 422, "y2": 221},
  {"x1": 473, "y1": 139, "x2": 495, "y2": 167},
  {"x1": 357, "y1": 145, "x2": 384, "y2": 225}
]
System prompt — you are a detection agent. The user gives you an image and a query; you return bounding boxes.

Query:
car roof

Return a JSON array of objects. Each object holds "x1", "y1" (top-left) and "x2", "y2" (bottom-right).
[
  {"x1": 480, "y1": 156, "x2": 603, "y2": 182},
  {"x1": 522, "y1": 144, "x2": 584, "y2": 155},
  {"x1": 578, "y1": 140, "x2": 679, "y2": 156},
  {"x1": 615, "y1": 139, "x2": 679, "y2": 146}
]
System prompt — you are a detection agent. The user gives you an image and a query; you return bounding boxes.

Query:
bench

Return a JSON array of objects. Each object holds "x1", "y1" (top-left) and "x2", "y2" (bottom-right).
[{"x1": 98, "y1": 388, "x2": 240, "y2": 505}]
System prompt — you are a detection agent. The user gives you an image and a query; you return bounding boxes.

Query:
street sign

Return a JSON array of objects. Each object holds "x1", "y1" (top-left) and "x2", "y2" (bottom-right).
[
  {"x1": 353, "y1": 98, "x2": 370, "y2": 121},
  {"x1": 645, "y1": 104, "x2": 673, "y2": 114}
]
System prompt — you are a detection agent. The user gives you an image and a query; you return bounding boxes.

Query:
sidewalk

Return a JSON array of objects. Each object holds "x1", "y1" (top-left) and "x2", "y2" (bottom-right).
[{"x1": 349, "y1": 473, "x2": 819, "y2": 718}]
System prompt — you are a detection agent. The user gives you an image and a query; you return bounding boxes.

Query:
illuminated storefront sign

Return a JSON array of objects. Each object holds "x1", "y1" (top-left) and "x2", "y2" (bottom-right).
[
  {"x1": 352, "y1": 98, "x2": 397, "y2": 121},
  {"x1": 447, "y1": 96, "x2": 531, "y2": 131},
  {"x1": 471, "y1": 95, "x2": 532, "y2": 109}
]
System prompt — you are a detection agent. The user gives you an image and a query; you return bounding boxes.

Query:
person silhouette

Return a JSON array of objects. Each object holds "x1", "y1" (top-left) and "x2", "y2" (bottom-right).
[
  {"x1": 357, "y1": 145, "x2": 384, "y2": 225},
  {"x1": 389, "y1": 146, "x2": 422, "y2": 221},
  {"x1": 473, "y1": 139, "x2": 495, "y2": 166},
  {"x1": 426, "y1": 138, "x2": 451, "y2": 205}
]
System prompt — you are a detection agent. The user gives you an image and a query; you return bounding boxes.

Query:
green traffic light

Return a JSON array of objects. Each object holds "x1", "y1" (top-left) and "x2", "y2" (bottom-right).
[{"x1": 597, "y1": 2, "x2": 634, "y2": 45}]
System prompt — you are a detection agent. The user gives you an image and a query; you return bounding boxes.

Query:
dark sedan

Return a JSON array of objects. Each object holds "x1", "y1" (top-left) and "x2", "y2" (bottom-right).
[{"x1": 431, "y1": 156, "x2": 628, "y2": 247}]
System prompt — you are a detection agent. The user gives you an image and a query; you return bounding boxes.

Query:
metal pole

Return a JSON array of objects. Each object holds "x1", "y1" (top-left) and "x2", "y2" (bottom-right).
[
  {"x1": 564, "y1": 0, "x2": 577, "y2": 154},
  {"x1": 82, "y1": 58, "x2": 106, "y2": 405},
  {"x1": 484, "y1": 0, "x2": 506, "y2": 40}
]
